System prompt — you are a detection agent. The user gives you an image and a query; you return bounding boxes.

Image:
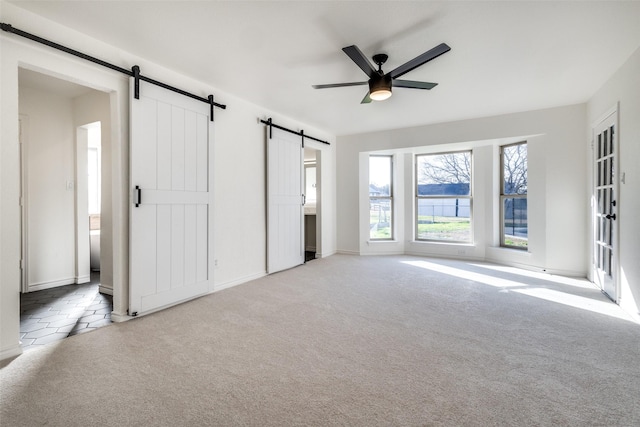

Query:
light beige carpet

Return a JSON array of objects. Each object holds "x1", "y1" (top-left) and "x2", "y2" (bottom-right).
[{"x1": 2, "y1": 254, "x2": 639, "y2": 426}]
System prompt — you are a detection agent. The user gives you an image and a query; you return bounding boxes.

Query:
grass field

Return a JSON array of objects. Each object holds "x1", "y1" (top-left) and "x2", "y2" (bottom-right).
[
  {"x1": 416, "y1": 216, "x2": 470, "y2": 241},
  {"x1": 371, "y1": 214, "x2": 527, "y2": 246}
]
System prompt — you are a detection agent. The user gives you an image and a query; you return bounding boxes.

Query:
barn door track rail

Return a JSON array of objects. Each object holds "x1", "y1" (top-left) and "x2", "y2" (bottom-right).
[
  {"x1": 260, "y1": 118, "x2": 330, "y2": 146},
  {"x1": 1, "y1": 22, "x2": 226, "y2": 121}
]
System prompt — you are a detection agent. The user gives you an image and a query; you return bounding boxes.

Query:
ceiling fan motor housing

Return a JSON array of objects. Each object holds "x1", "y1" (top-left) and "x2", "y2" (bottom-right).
[{"x1": 369, "y1": 74, "x2": 392, "y2": 100}]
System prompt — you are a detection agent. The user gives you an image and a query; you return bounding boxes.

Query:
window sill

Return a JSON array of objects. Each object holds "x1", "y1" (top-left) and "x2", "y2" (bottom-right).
[
  {"x1": 409, "y1": 240, "x2": 475, "y2": 247},
  {"x1": 501, "y1": 247, "x2": 530, "y2": 253}
]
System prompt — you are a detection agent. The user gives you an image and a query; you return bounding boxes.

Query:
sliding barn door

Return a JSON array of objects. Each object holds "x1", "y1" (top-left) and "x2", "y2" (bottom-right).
[
  {"x1": 267, "y1": 128, "x2": 304, "y2": 274},
  {"x1": 129, "y1": 81, "x2": 213, "y2": 316}
]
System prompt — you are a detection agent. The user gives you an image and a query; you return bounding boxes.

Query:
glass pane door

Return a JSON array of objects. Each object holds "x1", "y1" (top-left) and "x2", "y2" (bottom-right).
[{"x1": 594, "y1": 116, "x2": 617, "y2": 302}]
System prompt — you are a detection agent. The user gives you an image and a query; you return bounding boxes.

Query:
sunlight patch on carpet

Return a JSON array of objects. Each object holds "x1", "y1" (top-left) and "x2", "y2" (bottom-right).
[{"x1": 402, "y1": 260, "x2": 635, "y2": 323}]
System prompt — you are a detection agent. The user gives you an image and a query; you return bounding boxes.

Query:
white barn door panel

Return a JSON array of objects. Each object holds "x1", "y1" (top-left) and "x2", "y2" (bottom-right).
[
  {"x1": 267, "y1": 128, "x2": 304, "y2": 274},
  {"x1": 130, "y1": 81, "x2": 212, "y2": 316}
]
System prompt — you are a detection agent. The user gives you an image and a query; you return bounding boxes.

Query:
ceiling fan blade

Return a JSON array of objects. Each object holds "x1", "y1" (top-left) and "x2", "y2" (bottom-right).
[
  {"x1": 312, "y1": 82, "x2": 368, "y2": 89},
  {"x1": 393, "y1": 80, "x2": 438, "y2": 90},
  {"x1": 342, "y1": 45, "x2": 378, "y2": 79},
  {"x1": 361, "y1": 92, "x2": 372, "y2": 104},
  {"x1": 390, "y1": 43, "x2": 451, "y2": 79}
]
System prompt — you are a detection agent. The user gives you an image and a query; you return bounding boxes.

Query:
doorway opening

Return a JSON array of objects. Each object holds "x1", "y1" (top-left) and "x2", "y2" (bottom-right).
[
  {"x1": 79, "y1": 122, "x2": 102, "y2": 279},
  {"x1": 18, "y1": 67, "x2": 113, "y2": 350},
  {"x1": 304, "y1": 146, "x2": 320, "y2": 262}
]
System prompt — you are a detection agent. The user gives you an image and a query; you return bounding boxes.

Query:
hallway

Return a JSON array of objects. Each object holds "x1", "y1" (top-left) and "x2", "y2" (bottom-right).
[{"x1": 19, "y1": 273, "x2": 112, "y2": 350}]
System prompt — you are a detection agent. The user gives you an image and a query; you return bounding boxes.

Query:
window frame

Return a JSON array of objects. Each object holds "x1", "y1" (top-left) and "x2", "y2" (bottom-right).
[
  {"x1": 500, "y1": 141, "x2": 528, "y2": 250},
  {"x1": 368, "y1": 154, "x2": 394, "y2": 241},
  {"x1": 414, "y1": 149, "x2": 473, "y2": 243}
]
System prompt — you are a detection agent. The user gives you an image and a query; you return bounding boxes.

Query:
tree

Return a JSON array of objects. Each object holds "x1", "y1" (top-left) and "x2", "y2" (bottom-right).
[
  {"x1": 418, "y1": 152, "x2": 471, "y2": 185},
  {"x1": 417, "y1": 147, "x2": 527, "y2": 192},
  {"x1": 503, "y1": 144, "x2": 527, "y2": 194}
]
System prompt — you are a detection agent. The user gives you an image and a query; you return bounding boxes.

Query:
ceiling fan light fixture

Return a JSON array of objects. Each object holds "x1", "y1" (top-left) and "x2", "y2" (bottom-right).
[
  {"x1": 370, "y1": 88, "x2": 392, "y2": 101},
  {"x1": 369, "y1": 75, "x2": 392, "y2": 101}
]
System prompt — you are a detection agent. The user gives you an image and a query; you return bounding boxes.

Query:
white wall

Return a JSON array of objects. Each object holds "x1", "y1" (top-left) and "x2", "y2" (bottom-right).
[
  {"x1": 19, "y1": 86, "x2": 76, "y2": 290},
  {"x1": 1, "y1": 2, "x2": 336, "y2": 360},
  {"x1": 73, "y1": 90, "x2": 112, "y2": 294},
  {"x1": 337, "y1": 104, "x2": 588, "y2": 276},
  {"x1": 76, "y1": 125, "x2": 90, "y2": 283},
  {"x1": 211, "y1": 102, "x2": 336, "y2": 289},
  {"x1": 588, "y1": 47, "x2": 640, "y2": 319}
]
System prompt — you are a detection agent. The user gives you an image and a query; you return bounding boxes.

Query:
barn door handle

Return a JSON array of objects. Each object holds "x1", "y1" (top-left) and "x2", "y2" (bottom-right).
[
  {"x1": 134, "y1": 185, "x2": 142, "y2": 207},
  {"x1": 606, "y1": 213, "x2": 616, "y2": 220}
]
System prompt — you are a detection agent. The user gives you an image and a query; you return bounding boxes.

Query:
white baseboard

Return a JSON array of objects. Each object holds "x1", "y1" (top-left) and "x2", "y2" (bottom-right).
[
  {"x1": 336, "y1": 249, "x2": 359, "y2": 256},
  {"x1": 361, "y1": 250, "x2": 405, "y2": 256},
  {"x1": 110, "y1": 312, "x2": 132, "y2": 323},
  {"x1": 213, "y1": 271, "x2": 267, "y2": 293},
  {"x1": 406, "y1": 251, "x2": 484, "y2": 263},
  {"x1": 99, "y1": 285, "x2": 113, "y2": 295},
  {"x1": 0, "y1": 344, "x2": 23, "y2": 362},
  {"x1": 619, "y1": 299, "x2": 640, "y2": 324},
  {"x1": 76, "y1": 274, "x2": 91, "y2": 284},
  {"x1": 28, "y1": 277, "x2": 75, "y2": 292},
  {"x1": 484, "y1": 256, "x2": 586, "y2": 278},
  {"x1": 314, "y1": 250, "x2": 336, "y2": 258}
]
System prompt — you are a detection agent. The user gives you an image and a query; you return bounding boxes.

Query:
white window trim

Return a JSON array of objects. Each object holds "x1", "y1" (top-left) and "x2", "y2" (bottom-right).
[{"x1": 415, "y1": 150, "x2": 473, "y2": 244}]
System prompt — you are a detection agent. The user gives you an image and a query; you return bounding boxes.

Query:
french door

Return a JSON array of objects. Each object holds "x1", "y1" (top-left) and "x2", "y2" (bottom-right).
[
  {"x1": 267, "y1": 128, "x2": 304, "y2": 274},
  {"x1": 593, "y1": 111, "x2": 618, "y2": 302},
  {"x1": 129, "y1": 80, "x2": 213, "y2": 316}
]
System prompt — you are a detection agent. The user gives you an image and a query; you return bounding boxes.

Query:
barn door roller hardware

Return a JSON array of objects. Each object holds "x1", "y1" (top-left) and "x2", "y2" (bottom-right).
[
  {"x1": 1, "y1": 22, "x2": 226, "y2": 121},
  {"x1": 260, "y1": 118, "x2": 330, "y2": 146}
]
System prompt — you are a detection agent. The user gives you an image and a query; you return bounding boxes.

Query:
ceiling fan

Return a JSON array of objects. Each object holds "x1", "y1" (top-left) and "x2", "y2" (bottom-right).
[{"x1": 312, "y1": 43, "x2": 451, "y2": 103}]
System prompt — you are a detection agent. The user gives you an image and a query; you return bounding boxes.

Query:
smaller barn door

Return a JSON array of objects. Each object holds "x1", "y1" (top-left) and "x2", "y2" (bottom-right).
[
  {"x1": 129, "y1": 81, "x2": 213, "y2": 316},
  {"x1": 267, "y1": 128, "x2": 304, "y2": 274}
]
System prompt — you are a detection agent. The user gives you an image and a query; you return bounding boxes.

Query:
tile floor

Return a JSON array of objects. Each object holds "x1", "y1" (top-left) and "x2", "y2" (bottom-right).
[{"x1": 20, "y1": 273, "x2": 113, "y2": 351}]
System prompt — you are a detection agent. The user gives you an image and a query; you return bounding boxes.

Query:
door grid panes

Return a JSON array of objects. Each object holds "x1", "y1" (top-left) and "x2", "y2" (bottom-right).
[{"x1": 595, "y1": 126, "x2": 615, "y2": 282}]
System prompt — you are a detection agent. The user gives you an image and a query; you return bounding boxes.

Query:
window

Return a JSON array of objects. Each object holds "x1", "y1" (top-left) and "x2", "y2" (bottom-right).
[
  {"x1": 416, "y1": 151, "x2": 472, "y2": 242},
  {"x1": 87, "y1": 123, "x2": 101, "y2": 215},
  {"x1": 500, "y1": 142, "x2": 528, "y2": 249},
  {"x1": 305, "y1": 165, "x2": 316, "y2": 204},
  {"x1": 369, "y1": 155, "x2": 393, "y2": 240}
]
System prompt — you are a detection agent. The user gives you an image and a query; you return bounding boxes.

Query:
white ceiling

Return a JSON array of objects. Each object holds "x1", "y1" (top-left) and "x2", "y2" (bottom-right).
[
  {"x1": 19, "y1": 67, "x2": 95, "y2": 98},
  {"x1": 8, "y1": 1, "x2": 640, "y2": 136}
]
